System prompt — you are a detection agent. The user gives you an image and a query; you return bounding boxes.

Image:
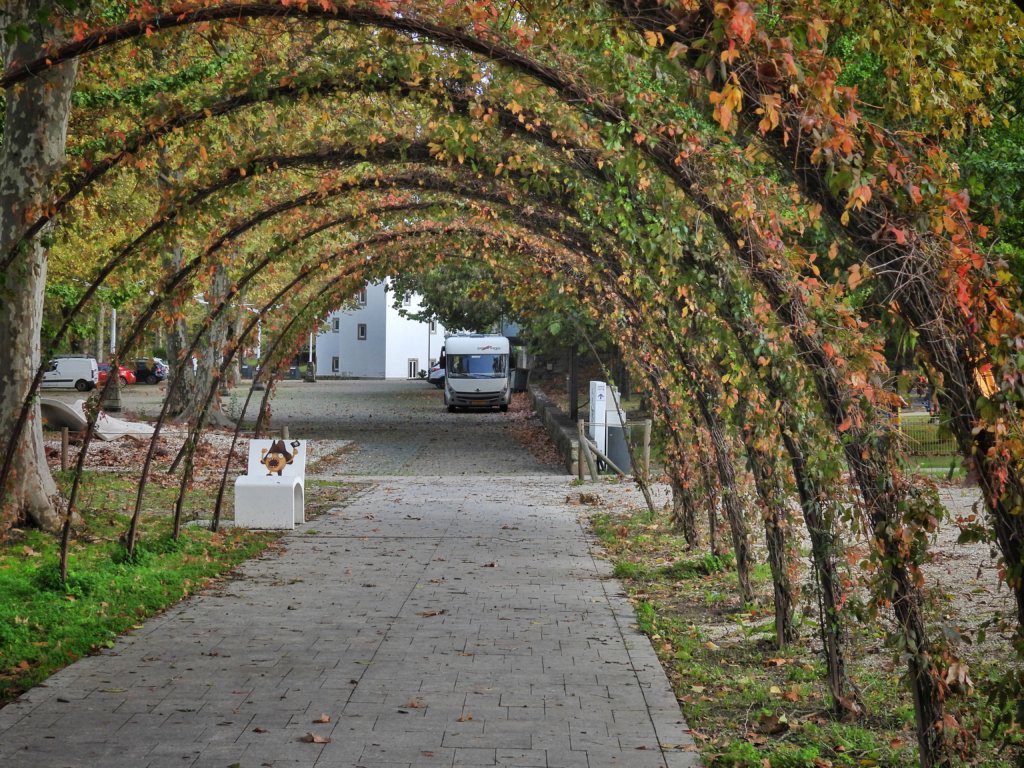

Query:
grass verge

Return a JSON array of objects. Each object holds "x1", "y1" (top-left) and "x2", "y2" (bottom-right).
[
  {"x1": 0, "y1": 471, "x2": 357, "y2": 706},
  {"x1": 591, "y1": 508, "x2": 1020, "y2": 768}
]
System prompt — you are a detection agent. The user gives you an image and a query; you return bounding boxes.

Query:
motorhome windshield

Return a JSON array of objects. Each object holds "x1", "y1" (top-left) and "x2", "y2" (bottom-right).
[{"x1": 448, "y1": 353, "x2": 508, "y2": 379}]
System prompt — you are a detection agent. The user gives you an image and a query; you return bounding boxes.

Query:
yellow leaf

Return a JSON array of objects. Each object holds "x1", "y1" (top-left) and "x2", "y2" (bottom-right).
[{"x1": 643, "y1": 30, "x2": 663, "y2": 47}]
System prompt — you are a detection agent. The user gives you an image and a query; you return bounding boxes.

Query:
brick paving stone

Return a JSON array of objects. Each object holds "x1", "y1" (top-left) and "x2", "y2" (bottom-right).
[{"x1": 0, "y1": 381, "x2": 697, "y2": 768}]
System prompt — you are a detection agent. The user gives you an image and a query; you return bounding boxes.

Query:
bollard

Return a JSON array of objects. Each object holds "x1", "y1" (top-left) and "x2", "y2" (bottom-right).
[{"x1": 282, "y1": 426, "x2": 290, "y2": 440}]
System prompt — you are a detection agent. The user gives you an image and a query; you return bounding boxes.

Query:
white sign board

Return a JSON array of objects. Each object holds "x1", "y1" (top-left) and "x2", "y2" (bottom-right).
[
  {"x1": 246, "y1": 439, "x2": 306, "y2": 479},
  {"x1": 606, "y1": 385, "x2": 624, "y2": 428},
  {"x1": 588, "y1": 380, "x2": 608, "y2": 454}
]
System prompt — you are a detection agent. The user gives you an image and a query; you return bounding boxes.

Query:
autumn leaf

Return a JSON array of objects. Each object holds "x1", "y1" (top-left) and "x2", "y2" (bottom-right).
[
  {"x1": 721, "y1": 2, "x2": 757, "y2": 45},
  {"x1": 301, "y1": 733, "x2": 331, "y2": 744}
]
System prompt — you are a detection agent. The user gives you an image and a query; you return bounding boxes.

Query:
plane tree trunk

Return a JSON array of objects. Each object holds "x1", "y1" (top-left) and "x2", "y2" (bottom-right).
[{"x1": 0, "y1": 1, "x2": 77, "y2": 530}]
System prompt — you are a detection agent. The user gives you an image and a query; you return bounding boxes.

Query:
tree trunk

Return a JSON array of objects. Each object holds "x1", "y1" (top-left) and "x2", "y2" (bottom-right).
[
  {"x1": 779, "y1": 428, "x2": 861, "y2": 717},
  {"x1": 163, "y1": 243, "x2": 195, "y2": 418},
  {"x1": 694, "y1": 388, "x2": 754, "y2": 603},
  {"x1": 157, "y1": 119, "x2": 196, "y2": 420},
  {"x1": 95, "y1": 303, "x2": 105, "y2": 363},
  {"x1": 695, "y1": 431, "x2": 722, "y2": 556},
  {"x1": 226, "y1": 308, "x2": 245, "y2": 389},
  {"x1": 740, "y1": 420, "x2": 798, "y2": 647},
  {"x1": 0, "y1": 1, "x2": 77, "y2": 530},
  {"x1": 668, "y1": 458, "x2": 700, "y2": 549},
  {"x1": 177, "y1": 260, "x2": 232, "y2": 426}
]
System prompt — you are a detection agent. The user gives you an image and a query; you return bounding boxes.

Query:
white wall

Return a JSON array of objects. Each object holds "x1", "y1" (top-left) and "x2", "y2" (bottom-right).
[
  {"x1": 384, "y1": 290, "x2": 444, "y2": 378},
  {"x1": 315, "y1": 282, "x2": 386, "y2": 378},
  {"x1": 315, "y1": 280, "x2": 443, "y2": 378}
]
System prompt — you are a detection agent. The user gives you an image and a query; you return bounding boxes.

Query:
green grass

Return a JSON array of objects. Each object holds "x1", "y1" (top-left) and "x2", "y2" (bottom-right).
[
  {"x1": 0, "y1": 506, "x2": 276, "y2": 704},
  {"x1": 590, "y1": 509, "x2": 1021, "y2": 767},
  {"x1": 907, "y1": 454, "x2": 965, "y2": 480},
  {"x1": 0, "y1": 470, "x2": 358, "y2": 705}
]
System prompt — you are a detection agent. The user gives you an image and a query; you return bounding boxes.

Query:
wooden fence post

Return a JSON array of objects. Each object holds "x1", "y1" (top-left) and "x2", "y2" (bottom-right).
[{"x1": 578, "y1": 418, "x2": 598, "y2": 481}]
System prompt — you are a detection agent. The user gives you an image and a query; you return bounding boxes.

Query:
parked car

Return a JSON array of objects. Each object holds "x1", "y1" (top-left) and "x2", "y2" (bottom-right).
[
  {"x1": 427, "y1": 363, "x2": 445, "y2": 388},
  {"x1": 134, "y1": 357, "x2": 169, "y2": 384},
  {"x1": 41, "y1": 355, "x2": 98, "y2": 392},
  {"x1": 98, "y1": 363, "x2": 136, "y2": 387}
]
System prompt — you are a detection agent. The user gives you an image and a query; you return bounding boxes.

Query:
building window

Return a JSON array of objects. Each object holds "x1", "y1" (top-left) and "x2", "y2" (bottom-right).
[
  {"x1": 356, "y1": 288, "x2": 367, "y2": 306},
  {"x1": 402, "y1": 293, "x2": 412, "y2": 307},
  {"x1": 407, "y1": 359, "x2": 419, "y2": 379},
  {"x1": 429, "y1": 320, "x2": 437, "y2": 334},
  {"x1": 331, "y1": 356, "x2": 340, "y2": 373},
  {"x1": 357, "y1": 323, "x2": 367, "y2": 340},
  {"x1": 332, "y1": 317, "x2": 340, "y2": 333}
]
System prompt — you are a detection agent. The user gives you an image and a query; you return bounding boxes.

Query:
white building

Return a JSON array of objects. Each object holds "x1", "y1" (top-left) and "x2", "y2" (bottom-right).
[{"x1": 314, "y1": 280, "x2": 445, "y2": 379}]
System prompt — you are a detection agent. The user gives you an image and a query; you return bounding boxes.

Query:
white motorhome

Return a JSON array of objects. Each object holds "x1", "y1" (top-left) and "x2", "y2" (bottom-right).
[
  {"x1": 443, "y1": 334, "x2": 511, "y2": 412},
  {"x1": 41, "y1": 355, "x2": 99, "y2": 391}
]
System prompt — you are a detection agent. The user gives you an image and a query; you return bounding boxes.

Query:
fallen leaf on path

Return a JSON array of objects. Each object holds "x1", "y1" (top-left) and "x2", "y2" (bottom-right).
[
  {"x1": 456, "y1": 713, "x2": 473, "y2": 722},
  {"x1": 312, "y1": 714, "x2": 330, "y2": 723},
  {"x1": 300, "y1": 732, "x2": 331, "y2": 744},
  {"x1": 417, "y1": 609, "x2": 447, "y2": 617},
  {"x1": 253, "y1": 727, "x2": 267, "y2": 733}
]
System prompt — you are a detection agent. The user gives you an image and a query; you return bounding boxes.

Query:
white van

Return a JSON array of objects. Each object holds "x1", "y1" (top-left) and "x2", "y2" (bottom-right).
[
  {"x1": 444, "y1": 334, "x2": 511, "y2": 412},
  {"x1": 41, "y1": 356, "x2": 99, "y2": 391}
]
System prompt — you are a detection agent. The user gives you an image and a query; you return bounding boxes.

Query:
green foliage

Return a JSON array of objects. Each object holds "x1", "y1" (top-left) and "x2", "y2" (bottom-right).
[
  {"x1": 388, "y1": 261, "x2": 509, "y2": 333},
  {"x1": 71, "y1": 57, "x2": 230, "y2": 111}
]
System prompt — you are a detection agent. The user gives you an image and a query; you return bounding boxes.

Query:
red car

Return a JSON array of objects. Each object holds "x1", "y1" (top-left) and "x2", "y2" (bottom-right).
[{"x1": 98, "y1": 363, "x2": 136, "y2": 387}]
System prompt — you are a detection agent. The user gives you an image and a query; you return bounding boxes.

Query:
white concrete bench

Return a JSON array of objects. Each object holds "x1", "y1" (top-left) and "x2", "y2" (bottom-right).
[{"x1": 234, "y1": 439, "x2": 306, "y2": 529}]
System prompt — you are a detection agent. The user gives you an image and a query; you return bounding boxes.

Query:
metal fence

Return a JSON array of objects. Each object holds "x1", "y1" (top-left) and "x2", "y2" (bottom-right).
[{"x1": 898, "y1": 419, "x2": 958, "y2": 455}]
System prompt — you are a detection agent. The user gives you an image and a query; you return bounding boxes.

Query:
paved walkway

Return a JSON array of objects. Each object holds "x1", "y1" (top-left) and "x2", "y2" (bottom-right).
[
  {"x1": 4, "y1": 382, "x2": 696, "y2": 767},
  {"x1": 242, "y1": 380, "x2": 562, "y2": 476}
]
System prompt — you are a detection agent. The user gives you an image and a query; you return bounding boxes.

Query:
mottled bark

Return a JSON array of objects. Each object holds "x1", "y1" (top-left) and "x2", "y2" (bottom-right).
[
  {"x1": 226, "y1": 309, "x2": 245, "y2": 389},
  {"x1": 177, "y1": 261, "x2": 232, "y2": 426},
  {"x1": 157, "y1": 126, "x2": 196, "y2": 420},
  {"x1": 0, "y1": 1, "x2": 77, "y2": 530},
  {"x1": 163, "y1": 244, "x2": 196, "y2": 418}
]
